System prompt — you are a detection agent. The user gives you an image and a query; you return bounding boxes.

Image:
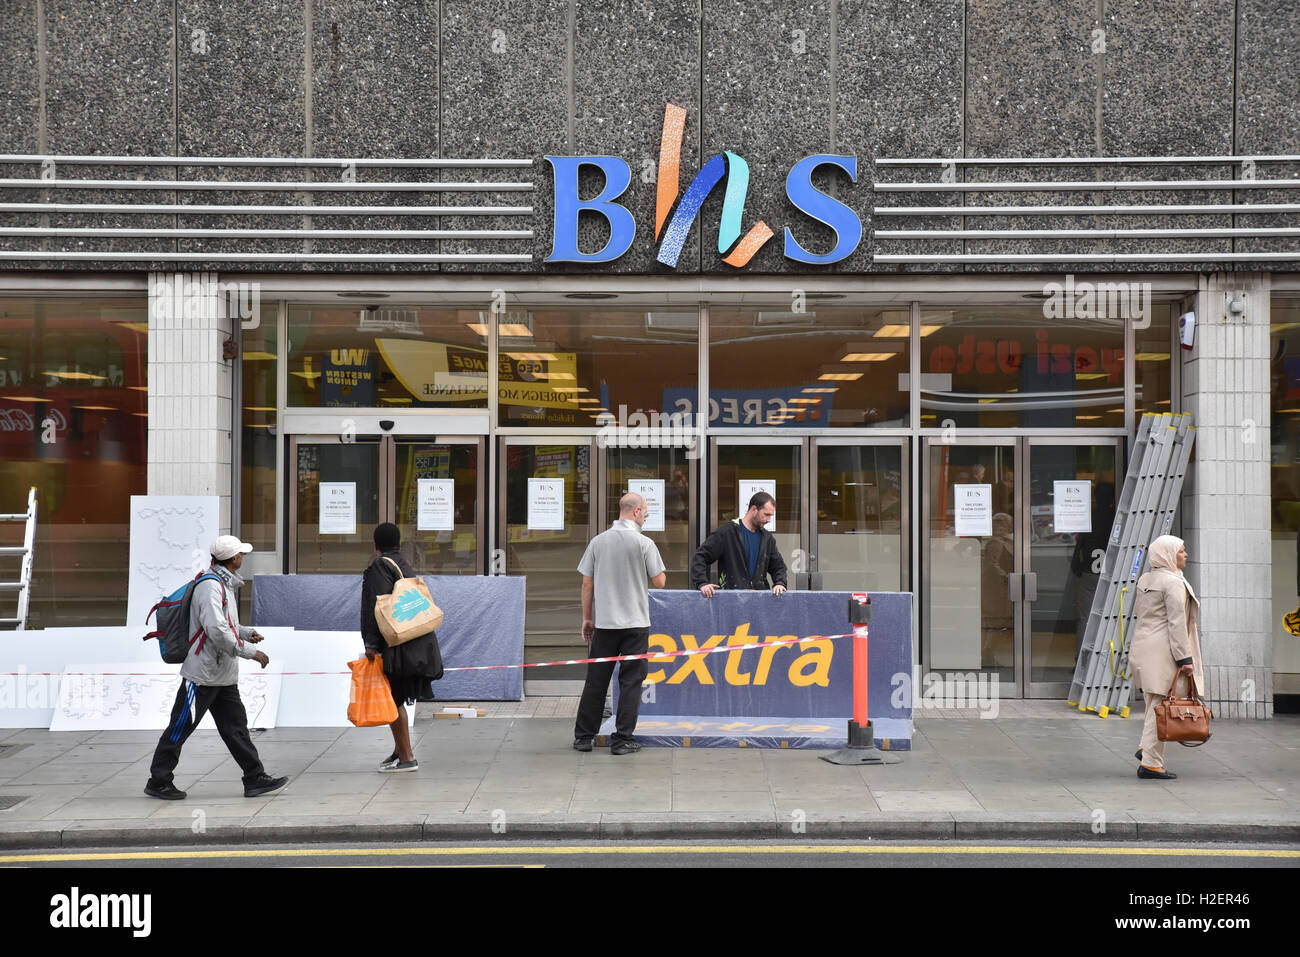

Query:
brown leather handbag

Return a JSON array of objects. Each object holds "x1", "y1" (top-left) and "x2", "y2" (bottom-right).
[{"x1": 1154, "y1": 674, "x2": 1212, "y2": 746}]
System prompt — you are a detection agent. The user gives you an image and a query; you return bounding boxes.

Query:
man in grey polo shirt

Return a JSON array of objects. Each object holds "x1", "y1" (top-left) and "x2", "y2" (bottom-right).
[{"x1": 574, "y1": 491, "x2": 667, "y2": 755}]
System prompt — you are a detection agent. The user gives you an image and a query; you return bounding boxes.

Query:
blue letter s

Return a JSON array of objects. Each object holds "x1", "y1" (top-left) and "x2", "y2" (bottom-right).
[{"x1": 783, "y1": 155, "x2": 861, "y2": 265}]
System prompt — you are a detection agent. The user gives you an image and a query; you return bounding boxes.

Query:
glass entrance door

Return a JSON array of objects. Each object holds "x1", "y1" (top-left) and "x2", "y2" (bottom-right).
[
  {"x1": 708, "y1": 438, "x2": 807, "y2": 587},
  {"x1": 922, "y1": 436, "x2": 1121, "y2": 698},
  {"x1": 499, "y1": 438, "x2": 596, "y2": 688},
  {"x1": 290, "y1": 434, "x2": 484, "y2": 575},
  {"x1": 812, "y1": 440, "x2": 908, "y2": 592},
  {"x1": 1024, "y1": 438, "x2": 1120, "y2": 697}
]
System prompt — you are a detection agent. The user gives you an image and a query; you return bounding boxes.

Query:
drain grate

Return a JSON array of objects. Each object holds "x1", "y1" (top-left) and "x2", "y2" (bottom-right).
[{"x1": 0, "y1": 795, "x2": 28, "y2": 810}]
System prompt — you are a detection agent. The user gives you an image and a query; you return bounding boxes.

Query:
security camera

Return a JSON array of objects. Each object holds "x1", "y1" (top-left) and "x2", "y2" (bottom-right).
[{"x1": 379, "y1": 420, "x2": 394, "y2": 431}]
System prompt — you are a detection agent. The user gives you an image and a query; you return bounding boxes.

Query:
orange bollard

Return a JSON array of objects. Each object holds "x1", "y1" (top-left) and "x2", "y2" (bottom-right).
[{"x1": 820, "y1": 592, "x2": 901, "y2": 766}]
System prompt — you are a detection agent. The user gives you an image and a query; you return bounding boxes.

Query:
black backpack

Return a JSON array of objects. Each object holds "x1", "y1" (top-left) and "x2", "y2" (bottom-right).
[{"x1": 143, "y1": 571, "x2": 225, "y2": 664}]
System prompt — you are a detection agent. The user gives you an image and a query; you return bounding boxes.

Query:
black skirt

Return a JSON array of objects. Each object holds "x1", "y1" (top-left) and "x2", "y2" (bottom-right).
[{"x1": 381, "y1": 631, "x2": 444, "y2": 706}]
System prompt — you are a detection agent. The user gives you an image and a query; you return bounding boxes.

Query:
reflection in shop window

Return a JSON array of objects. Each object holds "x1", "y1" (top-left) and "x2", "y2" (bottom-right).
[
  {"x1": 1270, "y1": 298, "x2": 1300, "y2": 687},
  {"x1": 709, "y1": 304, "x2": 910, "y2": 428},
  {"x1": 0, "y1": 298, "x2": 148, "y2": 628},
  {"x1": 920, "y1": 305, "x2": 1127, "y2": 429}
]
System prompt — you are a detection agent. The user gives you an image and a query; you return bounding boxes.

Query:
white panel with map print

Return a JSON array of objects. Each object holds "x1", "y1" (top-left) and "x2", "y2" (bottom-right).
[{"x1": 126, "y1": 496, "x2": 221, "y2": 628}]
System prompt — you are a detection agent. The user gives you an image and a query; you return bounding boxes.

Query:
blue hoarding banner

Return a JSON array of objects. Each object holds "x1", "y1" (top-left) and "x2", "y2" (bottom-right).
[
  {"x1": 609, "y1": 590, "x2": 913, "y2": 747},
  {"x1": 252, "y1": 574, "x2": 525, "y2": 700}
]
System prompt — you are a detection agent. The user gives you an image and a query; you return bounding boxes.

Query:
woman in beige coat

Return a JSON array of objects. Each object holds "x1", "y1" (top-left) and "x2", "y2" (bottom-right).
[{"x1": 1128, "y1": 535, "x2": 1203, "y2": 780}]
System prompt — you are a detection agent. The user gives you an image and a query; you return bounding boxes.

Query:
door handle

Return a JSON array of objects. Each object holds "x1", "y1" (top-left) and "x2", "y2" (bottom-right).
[
  {"x1": 1023, "y1": 572, "x2": 1038, "y2": 602},
  {"x1": 1007, "y1": 573, "x2": 1022, "y2": 602}
]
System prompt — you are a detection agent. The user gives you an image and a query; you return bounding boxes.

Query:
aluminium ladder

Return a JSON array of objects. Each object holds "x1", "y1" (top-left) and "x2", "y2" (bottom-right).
[
  {"x1": 1102, "y1": 414, "x2": 1195, "y2": 717},
  {"x1": 0, "y1": 487, "x2": 37, "y2": 631},
  {"x1": 1066, "y1": 414, "x2": 1195, "y2": 716}
]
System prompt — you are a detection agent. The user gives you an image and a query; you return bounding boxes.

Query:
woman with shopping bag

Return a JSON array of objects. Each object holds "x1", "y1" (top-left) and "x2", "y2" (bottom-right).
[
  {"x1": 1128, "y1": 535, "x2": 1205, "y2": 780},
  {"x1": 359, "y1": 523, "x2": 444, "y2": 772}
]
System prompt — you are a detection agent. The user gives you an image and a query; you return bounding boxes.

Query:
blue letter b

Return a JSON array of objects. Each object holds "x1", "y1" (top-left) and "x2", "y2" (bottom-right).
[{"x1": 545, "y1": 156, "x2": 636, "y2": 263}]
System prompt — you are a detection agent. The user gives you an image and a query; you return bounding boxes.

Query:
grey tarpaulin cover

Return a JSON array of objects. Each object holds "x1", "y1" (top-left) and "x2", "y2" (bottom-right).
[{"x1": 252, "y1": 574, "x2": 525, "y2": 700}]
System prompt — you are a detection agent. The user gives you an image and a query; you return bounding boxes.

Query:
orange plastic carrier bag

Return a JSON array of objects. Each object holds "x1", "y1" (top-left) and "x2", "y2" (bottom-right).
[{"x1": 347, "y1": 656, "x2": 398, "y2": 727}]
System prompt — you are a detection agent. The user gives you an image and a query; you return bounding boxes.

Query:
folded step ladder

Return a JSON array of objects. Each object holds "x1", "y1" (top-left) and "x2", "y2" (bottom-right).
[
  {"x1": 1066, "y1": 414, "x2": 1195, "y2": 716},
  {"x1": 0, "y1": 487, "x2": 38, "y2": 631}
]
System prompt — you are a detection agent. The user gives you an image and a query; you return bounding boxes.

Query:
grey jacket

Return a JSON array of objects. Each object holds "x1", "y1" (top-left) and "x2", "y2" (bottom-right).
[{"x1": 179, "y1": 563, "x2": 258, "y2": 686}]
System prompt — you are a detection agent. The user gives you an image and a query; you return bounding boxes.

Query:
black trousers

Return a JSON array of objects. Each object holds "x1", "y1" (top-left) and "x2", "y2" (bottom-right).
[
  {"x1": 149, "y1": 680, "x2": 265, "y2": 785},
  {"x1": 574, "y1": 627, "x2": 649, "y2": 745}
]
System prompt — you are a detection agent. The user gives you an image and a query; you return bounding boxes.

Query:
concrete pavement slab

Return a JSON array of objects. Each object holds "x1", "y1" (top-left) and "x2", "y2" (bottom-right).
[{"x1": 873, "y1": 789, "x2": 984, "y2": 813}]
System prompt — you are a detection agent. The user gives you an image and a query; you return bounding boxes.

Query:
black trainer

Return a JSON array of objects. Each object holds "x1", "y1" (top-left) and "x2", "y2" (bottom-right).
[
  {"x1": 244, "y1": 774, "x2": 289, "y2": 797},
  {"x1": 144, "y1": 780, "x2": 187, "y2": 800},
  {"x1": 610, "y1": 740, "x2": 642, "y2": 756},
  {"x1": 573, "y1": 738, "x2": 593, "y2": 753}
]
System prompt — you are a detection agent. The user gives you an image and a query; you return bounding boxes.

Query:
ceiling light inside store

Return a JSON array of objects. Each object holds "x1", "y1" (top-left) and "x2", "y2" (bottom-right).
[
  {"x1": 545, "y1": 372, "x2": 576, "y2": 381},
  {"x1": 874, "y1": 325, "x2": 940, "y2": 338},
  {"x1": 841, "y1": 352, "x2": 895, "y2": 361},
  {"x1": 43, "y1": 370, "x2": 106, "y2": 381},
  {"x1": 244, "y1": 407, "x2": 277, "y2": 412},
  {"x1": 4, "y1": 396, "x2": 51, "y2": 402},
  {"x1": 242, "y1": 351, "x2": 276, "y2": 361},
  {"x1": 645, "y1": 312, "x2": 699, "y2": 333},
  {"x1": 801, "y1": 387, "x2": 838, "y2": 393},
  {"x1": 74, "y1": 405, "x2": 115, "y2": 411},
  {"x1": 552, "y1": 387, "x2": 587, "y2": 393},
  {"x1": 1134, "y1": 353, "x2": 1170, "y2": 362},
  {"x1": 128, "y1": 386, "x2": 147, "y2": 392},
  {"x1": 1076, "y1": 415, "x2": 1102, "y2": 420},
  {"x1": 1075, "y1": 373, "x2": 1109, "y2": 380},
  {"x1": 381, "y1": 396, "x2": 413, "y2": 404},
  {"x1": 788, "y1": 398, "x2": 821, "y2": 405},
  {"x1": 505, "y1": 352, "x2": 558, "y2": 362},
  {"x1": 818, "y1": 372, "x2": 863, "y2": 381}
]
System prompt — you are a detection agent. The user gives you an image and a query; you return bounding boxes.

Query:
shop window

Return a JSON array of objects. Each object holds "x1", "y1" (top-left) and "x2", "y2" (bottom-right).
[
  {"x1": 494, "y1": 305, "x2": 698, "y2": 428},
  {"x1": 920, "y1": 303, "x2": 1125, "y2": 429},
  {"x1": 0, "y1": 297, "x2": 148, "y2": 628},
  {"x1": 708, "y1": 305, "x2": 910, "y2": 428},
  {"x1": 1135, "y1": 304, "x2": 1174, "y2": 417},
  {"x1": 287, "y1": 306, "x2": 489, "y2": 410},
  {"x1": 240, "y1": 310, "x2": 277, "y2": 552},
  {"x1": 1270, "y1": 297, "x2": 1300, "y2": 686}
]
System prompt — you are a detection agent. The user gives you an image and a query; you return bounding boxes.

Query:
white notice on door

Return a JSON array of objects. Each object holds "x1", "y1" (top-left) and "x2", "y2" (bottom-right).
[
  {"x1": 738, "y1": 479, "x2": 777, "y2": 532},
  {"x1": 417, "y1": 479, "x2": 455, "y2": 531},
  {"x1": 953, "y1": 484, "x2": 992, "y2": 537},
  {"x1": 628, "y1": 479, "x2": 665, "y2": 532},
  {"x1": 527, "y1": 477, "x2": 565, "y2": 531},
  {"x1": 1053, "y1": 480, "x2": 1092, "y2": 534},
  {"x1": 319, "y1": 482, "x2": 357, "y2": 535}
]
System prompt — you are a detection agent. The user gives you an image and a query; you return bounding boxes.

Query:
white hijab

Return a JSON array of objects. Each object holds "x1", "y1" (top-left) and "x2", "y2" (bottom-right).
[{"x1": 1149, "y1": 534, "x2": 1196, "y2": 602}]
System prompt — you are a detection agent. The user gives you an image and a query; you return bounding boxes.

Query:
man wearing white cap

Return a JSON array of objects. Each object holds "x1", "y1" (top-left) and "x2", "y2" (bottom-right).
[{"x1": 145, "y1": 535, "x2": 288, "y2": 800}]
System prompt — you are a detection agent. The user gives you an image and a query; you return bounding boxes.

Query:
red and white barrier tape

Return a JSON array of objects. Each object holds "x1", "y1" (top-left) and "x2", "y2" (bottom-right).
[{"x1": 0, "y1": 631, "x2": 857, "y2": 677}]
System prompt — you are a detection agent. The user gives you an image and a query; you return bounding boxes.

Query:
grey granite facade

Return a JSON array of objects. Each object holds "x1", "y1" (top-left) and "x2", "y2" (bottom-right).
[
  {"x1": 310, "y1": 0, "x2": 441, "y2": 270},
  {"x1": 571, "y1": 0, "x2": 699, "y2": 274},
  {"x1": 0, "y1": 0, "x2": 1296, "y2": 273},
  {"x1": 177, "y1": 0, "x2": 307, "y2": 265},
  {"x1": 1234, "y1": 0, "x2": 1300, "y2": 265},
  {"x1": 0, "y1": 0, "x2": 40, "y2": 252},
  {"x1": 701, "y1": 0, "x2": 834, "y2": 275},
  {"x1": 837, "y1": 0, "x2": 964, "y2": 274},
  {"x1": 440, "y1": 0, "x2": 567, "y2": 274},
  {"x1": 44, "y1": 0, "x2": 174, "y2": 258}
]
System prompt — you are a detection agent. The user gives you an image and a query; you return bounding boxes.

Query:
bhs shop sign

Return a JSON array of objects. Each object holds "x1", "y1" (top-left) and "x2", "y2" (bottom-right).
[{"x1": 546, "y1": 103, "x2": 861, "y2": 267}]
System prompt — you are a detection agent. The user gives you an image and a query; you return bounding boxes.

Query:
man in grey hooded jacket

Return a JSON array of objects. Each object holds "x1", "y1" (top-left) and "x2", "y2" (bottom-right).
[{"x1": 145, "y1": 536, "x2": 288, "y2": 800}]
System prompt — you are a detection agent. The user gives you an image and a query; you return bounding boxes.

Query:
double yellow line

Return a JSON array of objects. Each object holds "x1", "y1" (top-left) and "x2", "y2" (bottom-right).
[{"x1": 3, "y1": 844, "x2": 1297, "y2": 864}]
